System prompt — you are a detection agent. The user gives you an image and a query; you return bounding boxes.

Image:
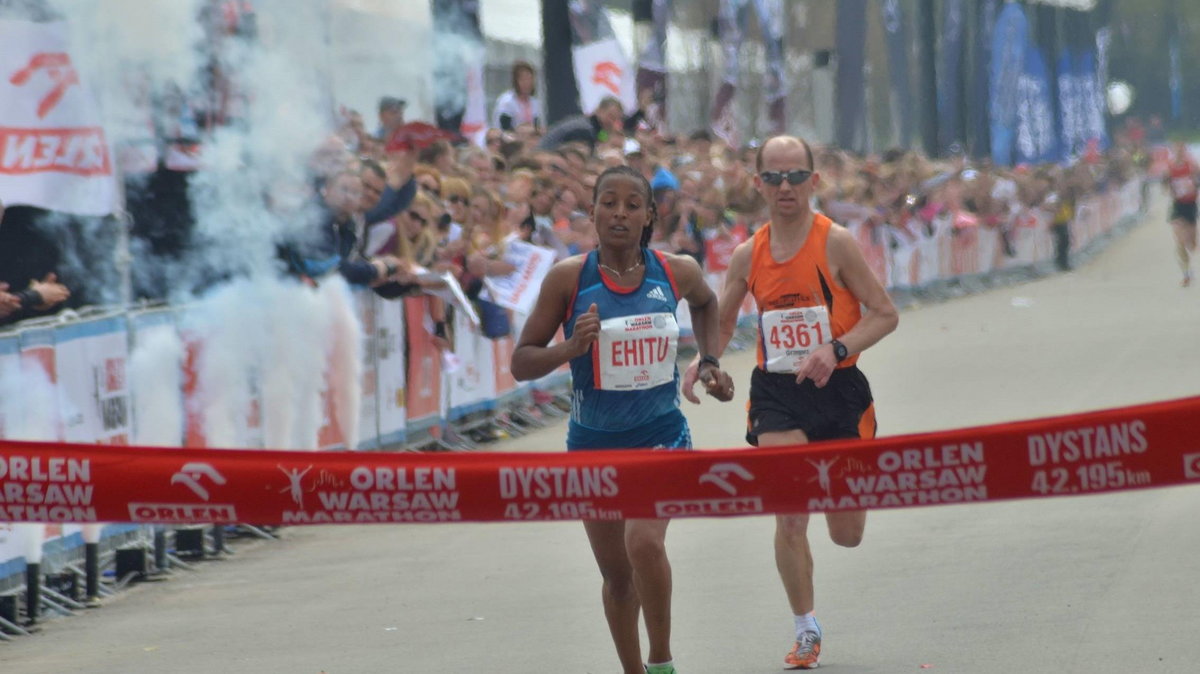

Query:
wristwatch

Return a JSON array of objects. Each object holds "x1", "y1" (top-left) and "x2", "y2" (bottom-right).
[
  {"x1": 830, "y1": 339, "x2": 849, "y2": 363},
  {"x1": 698, "y1": 354, "x2": 721, "y2": 370}
]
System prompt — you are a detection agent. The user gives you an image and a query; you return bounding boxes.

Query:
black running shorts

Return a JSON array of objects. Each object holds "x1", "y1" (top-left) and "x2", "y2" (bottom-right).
[
  {"x1": 746, "y1": 365, "x2": 876, "y2": 446},
  {"x1": 1171, "y1": 200, "x2": 1198, "y2": 225}
]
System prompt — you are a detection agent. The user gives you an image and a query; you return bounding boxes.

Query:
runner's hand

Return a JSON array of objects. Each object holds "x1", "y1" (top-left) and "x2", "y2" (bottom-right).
[
  {"x1": 795, "y1": 344, "x2": 837, "y2": 388},
  {"x1": 567, "y1": 303, "x2": 600, "y2": 358},
  {"x1": 682, "y1": 356, "x2": 702, "y2": 404},
  {"x1": 699, "y1": 363, "x2": 735, "y2": 402}
]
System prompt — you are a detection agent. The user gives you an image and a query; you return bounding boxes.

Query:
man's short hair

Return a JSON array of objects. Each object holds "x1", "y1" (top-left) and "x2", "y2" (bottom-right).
[
  {"x1": 359, "y1": 159, "x2": 386, "y2": 181},
  {"x1": 755, "y1": 136, "x2": 815, "y2": 172},
  {"x1": 596, "y1": 96, "x2": 623, "y2": 112},
  {"x1": 378, "y1": 96, "x2": 406, "y2": 113}
]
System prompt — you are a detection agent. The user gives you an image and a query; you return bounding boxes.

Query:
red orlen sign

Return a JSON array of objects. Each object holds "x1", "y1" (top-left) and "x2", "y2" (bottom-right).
[
  {"x1": 0, "y1": 127, "x2": 111, "y2": 176},
  {"x1": 592, "y1": 61, "x2": 622, "y2": 96},
  {"x1": 9, "y1": 52, "x2": 80, "y2": 119}
]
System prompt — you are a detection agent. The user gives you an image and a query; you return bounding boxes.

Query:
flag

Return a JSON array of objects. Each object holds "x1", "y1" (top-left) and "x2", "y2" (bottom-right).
[{"x1": 0, "y1": 19, "x2": 118, "y2": 216}]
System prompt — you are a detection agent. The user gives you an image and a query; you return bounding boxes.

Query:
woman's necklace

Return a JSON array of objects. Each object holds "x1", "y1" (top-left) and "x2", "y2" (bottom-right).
[{"x1": 598, "y1": 257, "x2": 643, "y2": 277}]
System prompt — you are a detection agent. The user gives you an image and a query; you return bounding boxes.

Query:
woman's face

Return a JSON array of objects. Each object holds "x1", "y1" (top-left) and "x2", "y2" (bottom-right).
[
  {"x1": 516, "y1": 68, "x2": 535, "y2": 96},
  {"x1": 447, "y1": 193, "x2": 468, "y2": 223},
  {"x1": 470, "y1": 195, "x2": 493, "y2": 225},
  {"x1": 590, "y1": 174, "x2": 650, "y2": 249},
  {"x1": 403, "y1": 206, "x2": 428, "y2": 238}
]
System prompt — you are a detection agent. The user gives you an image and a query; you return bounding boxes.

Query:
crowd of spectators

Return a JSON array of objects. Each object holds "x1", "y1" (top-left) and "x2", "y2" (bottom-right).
[{"x1": 0, "y1": 58, "x2": 1155, "y2": 333}]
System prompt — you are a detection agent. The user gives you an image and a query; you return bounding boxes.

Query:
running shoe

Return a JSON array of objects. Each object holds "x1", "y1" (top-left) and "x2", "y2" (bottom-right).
[
  {"x1": 784, "y1": 630, "x2": 822, "y2": 669},
  {"x1": 644, "y1": 663, "x2": 676, "y2": 674}
]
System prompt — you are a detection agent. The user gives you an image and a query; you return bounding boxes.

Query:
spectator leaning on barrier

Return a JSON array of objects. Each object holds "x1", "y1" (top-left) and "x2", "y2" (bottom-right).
[
  {"x1": 280, "y1": 169, "x2": 404, "y2": 288},
  {"x1": 538, "y1": 91, "x2": 651, "y2": 153}
]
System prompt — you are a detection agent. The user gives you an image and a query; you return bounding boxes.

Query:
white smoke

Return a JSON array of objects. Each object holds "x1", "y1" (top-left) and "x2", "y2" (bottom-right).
[
  {"x1": 129, "y1": 321, "x2": 185, "y2": 447},
  {"x1": 0, "y1": 357, "x2": 59, "y2": 565}
]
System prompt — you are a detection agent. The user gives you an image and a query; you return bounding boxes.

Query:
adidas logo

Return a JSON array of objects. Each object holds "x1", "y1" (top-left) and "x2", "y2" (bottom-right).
[{"x1": 646, "y1": 286, "x2": 668, "y2": 302}]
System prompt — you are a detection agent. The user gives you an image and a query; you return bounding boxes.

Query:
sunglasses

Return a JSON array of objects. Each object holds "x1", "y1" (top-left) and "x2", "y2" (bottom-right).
[
  {"x1": 760, "y1": 170, "x2": 813, "y2": 186},
  {"x1": 406, "y1": 210, "x2": 428, "y2": 226},
  {"x1": 447, "y1": 195, "x2": 468, "y2": 205}
]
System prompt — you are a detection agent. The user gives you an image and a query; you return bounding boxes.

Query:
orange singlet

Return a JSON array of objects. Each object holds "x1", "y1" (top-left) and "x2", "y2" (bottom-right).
[{"x1": 747, "y1": 213, "x2": 862, "y2": 372}]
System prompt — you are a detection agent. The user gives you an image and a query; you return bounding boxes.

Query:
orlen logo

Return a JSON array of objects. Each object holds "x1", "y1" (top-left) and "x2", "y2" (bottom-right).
[
  {"x1": 9, "y1": 52, "x2": 80, "y2": 118},
  {"x1": 698, "y1": 462, "x2": 754, "y2": 495},
  {"x1": 634, "y1": 370, "x2": 651, "y2": 384},
  {"x1": 592, "y1": 61, "x2": 622, "y2": 95},
  {"x1": 624, "y1": 316, "x2": 653, "y2": 330},
  {"x1": 1183, "y1": 453, "x2": 1200, "y2": 480},
  {"x1": 170, "y1": 462, "x2": 227, "y2": 501}
]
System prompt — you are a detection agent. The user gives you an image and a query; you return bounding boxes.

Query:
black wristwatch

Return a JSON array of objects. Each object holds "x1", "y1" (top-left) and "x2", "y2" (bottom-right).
[
  {"x1": 698, "y1": 355, "x2": 720, "y2": 370},
  {"x1": 830, "y1": 339, "x2": 849, "y2": 363}
]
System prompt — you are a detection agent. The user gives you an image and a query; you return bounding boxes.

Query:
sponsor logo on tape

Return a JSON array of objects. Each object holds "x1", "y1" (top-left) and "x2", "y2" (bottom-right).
[
  {"x1": 128, "y1": 502, "x2": 238, "y2": 523},
  {"x1": 698, "y1": 462, "x2": 754, "y2": 496},
  {"x1": 1184, "y1": 453, "x2": 1200, "y2": 479},
  {"x1": 654, "y1": 497, "x2": 763, "y2": 517},
  {"x1": 170, "y1": 462, "x2": 226, "y2": 501}
]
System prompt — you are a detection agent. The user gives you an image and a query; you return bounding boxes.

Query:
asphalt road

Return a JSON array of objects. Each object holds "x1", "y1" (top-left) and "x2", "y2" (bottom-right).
[{"x1": 3, "y1": 197, "x2": 1199, "y2": 674}]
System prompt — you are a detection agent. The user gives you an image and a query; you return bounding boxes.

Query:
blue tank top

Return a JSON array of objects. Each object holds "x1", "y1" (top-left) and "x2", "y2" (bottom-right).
[{"x1": 565, "y1": 249, "x2": 683, "y2": 433}]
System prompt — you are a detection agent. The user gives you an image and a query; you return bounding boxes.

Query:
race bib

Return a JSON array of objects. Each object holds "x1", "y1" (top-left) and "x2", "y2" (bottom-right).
[
  {"x1": 760, "y1": 306, "x2": 832, "y2": 373},
  {"x1": 1171, "y1": 176, "x2": 1196, "y2": 200},
  {"x1": 595, "y1": 312, "x2": 679, "y2": 391}
]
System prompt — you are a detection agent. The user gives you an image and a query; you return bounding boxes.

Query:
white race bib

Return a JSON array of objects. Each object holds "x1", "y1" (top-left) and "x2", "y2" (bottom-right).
[
  {"x1": 760, "y1": 306, "x2": 832, "y2": 373},
  {"x1": 595, "y1": 312, "x2": 679, "y2": 391}
]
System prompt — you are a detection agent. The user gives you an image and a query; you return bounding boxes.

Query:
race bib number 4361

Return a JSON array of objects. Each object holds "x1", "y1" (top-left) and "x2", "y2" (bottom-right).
[
  {"x1": 761, "y1": 306, "x2": 831, "y2": 373},
  {"x1": 595, "y1": 313, "x2": 679, "y2": 391}
]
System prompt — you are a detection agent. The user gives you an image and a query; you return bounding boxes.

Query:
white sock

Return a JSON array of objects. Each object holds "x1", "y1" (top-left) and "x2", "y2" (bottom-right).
[
  {"x1": 794, "y1": 611, "x2": 820, "y2": 639},
  {"x1": 646, "y1": 660, "x2": 673, "y2": 671}
]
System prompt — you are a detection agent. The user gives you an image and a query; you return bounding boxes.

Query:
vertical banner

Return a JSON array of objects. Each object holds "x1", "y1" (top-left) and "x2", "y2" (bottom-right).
[
  {"x1": 938, "y1": 0, "x2": 966, "y2": 154},
  {"x1": 1016, "y1": 42, "x2": 1058, "y2": 165},
  {"x1": 635, "y1": 0, "x2": 672, "y2": 132},
  {"x1": 711, "y1": 0, "x2": 743, "y2": 145},
  {"x1": 990, "y1": 2, "x2": 1029, "y2": 166},
  {"x1": 0, "y1": 19, "x2": 117, "y2": 215},
  {"x1": 881, "y1": 0, "x2": 914, "y2": 148},
  {"x1": 1169, "y1": 36, "x2": 1182, "y2": 122},
  {"x1": 757, "y1": 0, "x2": 787, "y2": 134},
  {"x1": 569, "y1": 0, "x2": 637, "y2": 115},
  {"x1": 431, "y1": 0, "x2": 483, "y2": 134},
  {"x1": 835, "y1": 0, "x2": 869, "y2": 153},
  {"x1": 970, "y1": 0, "x2": 998, "y2": 158},
  {"x1": 375, "y1": 299, "x2": 407, "y2": 448}
]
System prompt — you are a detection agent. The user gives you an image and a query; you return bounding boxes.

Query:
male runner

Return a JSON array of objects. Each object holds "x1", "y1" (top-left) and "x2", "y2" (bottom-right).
[
  {"x1": 1165, "y1": 141, "x2": 1198, "y2": 287},
  {"x1": 684, "y1": 135, "x2": 899, "y2": 669}
]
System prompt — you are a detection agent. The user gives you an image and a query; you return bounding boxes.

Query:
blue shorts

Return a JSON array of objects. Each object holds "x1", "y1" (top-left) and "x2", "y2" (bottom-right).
[{"x1": 567, "y1": 409, "x2": 693, "y2": 452}]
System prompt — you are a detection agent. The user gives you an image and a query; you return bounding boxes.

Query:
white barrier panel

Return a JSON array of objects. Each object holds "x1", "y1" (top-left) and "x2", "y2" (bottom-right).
[
  {"x1": 55, "y1": 315, "x2": 130, "y2": 446},
  {"x1": 448, "y1": 309, "x2": 497, "y2": 420},
  {"x1": 375, "y1": 297, "x2": 407, "y2": 447},
  {"x1": 357, "y1": 292, "x2": 381, "y2": 449}
]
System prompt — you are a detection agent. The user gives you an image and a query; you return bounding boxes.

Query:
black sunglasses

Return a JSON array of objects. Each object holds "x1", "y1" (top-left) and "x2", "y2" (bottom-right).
[
  {"x1": 407, "y1": 210, "x2": 428, "y2": 226},
  {"x1": 760, "y1": 170, "x2": 813, "y2": 186},
  {"x1": 447, "y1": 195, "x2": 468, "y2": 205}
]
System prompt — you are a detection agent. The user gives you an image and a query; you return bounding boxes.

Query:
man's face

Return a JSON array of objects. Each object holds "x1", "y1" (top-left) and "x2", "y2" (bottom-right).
[
  {"x1": 380, "y1": 106, "x2": 404, "y2": 131},
  {"x1": 754, "y1": 140, "x2": 818, "y2": 219},
  {"x1": 596, "y1": 103, "x2": 623, "y2": 131},
  {"x1": 360, "y1": 170, "x2": 385, "y2": 211},
  {"x1": 323, "y1": 173, "x2": 364, "y2": 217}
]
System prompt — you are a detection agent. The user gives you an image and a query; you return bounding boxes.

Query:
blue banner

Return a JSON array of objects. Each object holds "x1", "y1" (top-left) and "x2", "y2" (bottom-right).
[
  {"x1": 835, "y1": 0, "x2": 868, "y2": 152},
  {"x1": 937, "y1": 0, "x2": 966, "y2": 153},
  {"x1": 882, "y1": 0, "x2": 913, "y2": 148},
  {"x1": 989, "y1": 2, "x2": 1029, "y2": 165},
  {"x1": 1016, "y1": 42, "x2": 1058, "y2": 165},
  {"x1": 970, "y1": 0, "x2": 998, "y2": 158}
]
